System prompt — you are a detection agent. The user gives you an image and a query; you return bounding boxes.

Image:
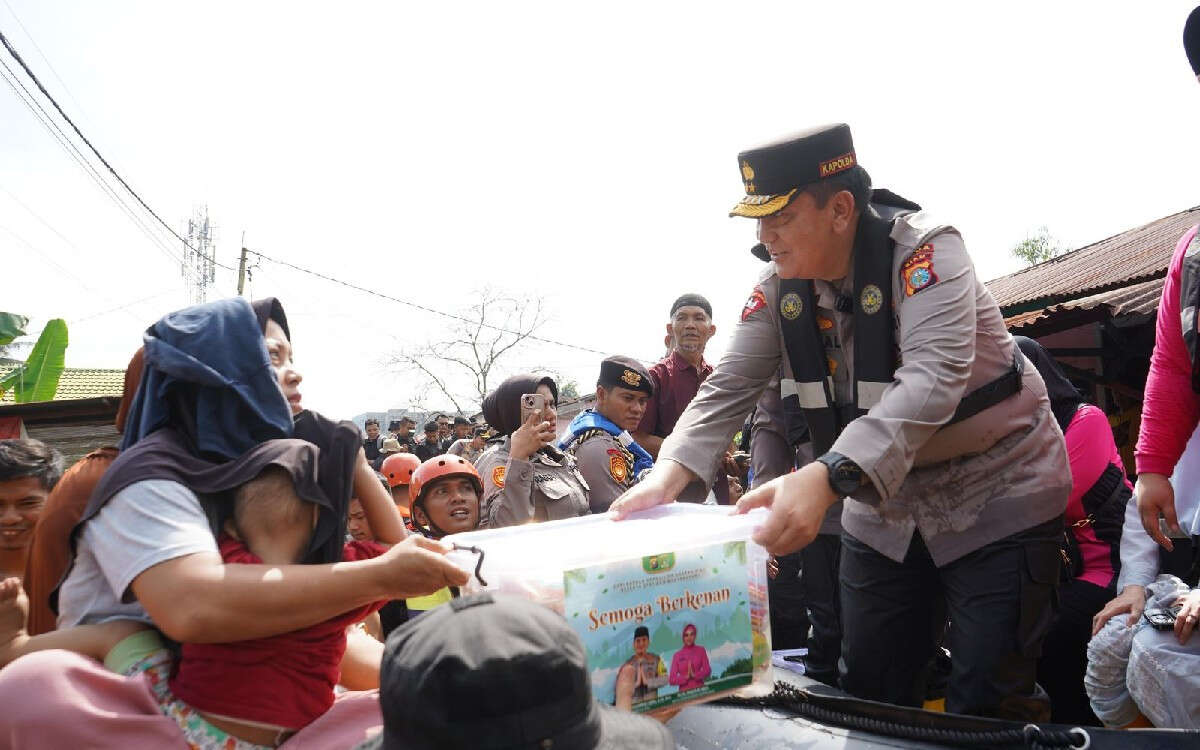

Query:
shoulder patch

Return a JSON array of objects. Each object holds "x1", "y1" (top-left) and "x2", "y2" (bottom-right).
[
  {"x1": 901, "y1": 243, "x2": 939, "y2": 297},
  {"x1": 609, "y1": 454, "x2": 629, "y2": 483},
  {"x1": 491, "y1": 466, "x2": 506, "y2": 488},
  {"x1": 741, "y1": 285, "x2": 767, "y2": 321}
]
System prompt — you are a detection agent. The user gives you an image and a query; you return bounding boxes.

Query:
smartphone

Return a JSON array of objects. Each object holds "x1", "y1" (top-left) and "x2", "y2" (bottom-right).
[
  {"x1": 1144, "y1": 605, "x2": 1182, "y2": 631},
  {"x1": 520, "y1": 393, "x2": 546, "y2": 425}
]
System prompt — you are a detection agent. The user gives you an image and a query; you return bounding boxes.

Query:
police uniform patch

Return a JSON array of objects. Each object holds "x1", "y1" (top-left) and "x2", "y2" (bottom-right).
[
  {"x1": 741, "y1": 285, "x2": 767, "y2": 322},
  {"x1": 901, "y1": 243, "x2": 939, "y2": 297},
  {"x1": 817, "y1": 314, "x2": 834, "y2": 331},
  {"x1": 621, "y1": 369, "x2": 641, "y2": 388},
  {"x1": 609, "y1": 453, "x2": 628, "y2": 483},
  {"x1": 491, "y1": 466, "x2": 506, "y2": 488},
  {"x1": 827, "y1": 356, "x2": 838, "y2": 375},
  {"x1": 860, "y1": 284, "x2": 883, "y2": 315},
  {"x1": 780, "y1": 292, "x2": 803, "y2": 320}
]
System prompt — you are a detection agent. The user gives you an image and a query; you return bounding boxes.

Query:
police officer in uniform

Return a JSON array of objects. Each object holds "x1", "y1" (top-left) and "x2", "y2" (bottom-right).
[
  {"x1": 559, "y1": 356, "x2": 656, "y2": 513},
  {"x1": 476, "y1": 374, "x2": 591, "y2": 528},
  {"x1": 613, "y1": 124, "x2": 1070, "y2": 720}
]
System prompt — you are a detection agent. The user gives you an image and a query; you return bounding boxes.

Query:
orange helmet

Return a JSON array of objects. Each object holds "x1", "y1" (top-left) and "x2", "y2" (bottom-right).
[
  {"x1": 380, "y1": 453, "x2": 421, "y2": 488},
  {"x1": 409, "y1": 454, "x2": 483, "y2": 505}
]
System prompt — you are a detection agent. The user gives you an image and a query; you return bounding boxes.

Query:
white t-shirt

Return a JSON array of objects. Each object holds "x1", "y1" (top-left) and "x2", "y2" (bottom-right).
[{"x1": 57, "y1": 479, "x2": 218, "y2": 628}]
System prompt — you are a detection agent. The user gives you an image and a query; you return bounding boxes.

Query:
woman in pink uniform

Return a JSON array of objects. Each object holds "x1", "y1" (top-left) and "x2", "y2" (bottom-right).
[
  {"x1": 1015, "y1": 337, "x2": 1130, "y2": 726},
  {"x1": 668, "y1": 623, "x2": 711, "y2": 692}
]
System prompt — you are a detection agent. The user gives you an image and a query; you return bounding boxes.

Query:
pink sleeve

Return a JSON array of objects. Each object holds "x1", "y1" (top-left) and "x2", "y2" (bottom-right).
[
  {"x1": 696, "y1": 648, "x2": 711, "y2": 680},
  {"x1": 668, "y1": 651, "x2": 686, "y2": 686},
  {"x1": 1066, "y1": 406, "x2": 1122, "y2": 509},
  {"x1": 1135, "y1": 225, "x2": 1200, "y2": 476}
]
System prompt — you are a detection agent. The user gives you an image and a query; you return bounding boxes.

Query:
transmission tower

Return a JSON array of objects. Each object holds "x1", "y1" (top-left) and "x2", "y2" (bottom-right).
[{"x1": 182, "y1": 207, "x2": 216, "y2": 305}]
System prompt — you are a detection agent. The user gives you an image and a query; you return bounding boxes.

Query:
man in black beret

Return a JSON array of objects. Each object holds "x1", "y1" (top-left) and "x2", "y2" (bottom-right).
[
  {"x1": 614, "y1": 123, "x2": 1071, "y2": 721},
  {"x1": 558, "y1": 355, "x2": 656, "y2": 513}
]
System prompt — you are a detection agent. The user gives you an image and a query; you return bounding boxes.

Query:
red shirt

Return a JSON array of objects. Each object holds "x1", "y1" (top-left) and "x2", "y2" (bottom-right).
[
  {"x1": 639, "y1": 351, "x2": 728, "y2": 502},
  {"x1": 639, "y1": 350, "x2": 713, "y2": 438},
  {"x1": 169, "y1": 536, "x2": 387, "y2": 729}
]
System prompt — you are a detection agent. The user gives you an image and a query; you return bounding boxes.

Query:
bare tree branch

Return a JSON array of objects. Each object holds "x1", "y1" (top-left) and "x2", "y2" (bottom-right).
[{"x1": 387, "y1": 288, "x2": 550, "y2": 412}]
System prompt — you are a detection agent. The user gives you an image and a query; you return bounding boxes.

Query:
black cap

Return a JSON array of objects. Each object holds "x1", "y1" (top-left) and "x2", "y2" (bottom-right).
[
  {"x1": 1187, "y1": 6, "x2": 1200, "y2": 77},
  {"x1": 453, "y1": 416, "x2": 469, "y2": 426},
  {"x1": 730, "y1": 123, "x2": 857, "y2": 218},
  {"x1": 424, "y1": 421, "x2": 438, "y2": 433},
  {"x1": 362, "y1": 593, "x2": 673, "y2": 750},
  {"x1": 598, "y1": 355, "x2": 654, "y2": 396},
  {"x1": 669, "y1": 293, "x2": 712, "y2": 318}
]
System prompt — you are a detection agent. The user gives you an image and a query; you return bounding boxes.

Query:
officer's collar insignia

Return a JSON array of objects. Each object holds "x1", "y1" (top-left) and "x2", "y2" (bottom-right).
[
  {"x1": 621, "y1": 369, "x2": 642, "y2": 388},
  {"x1": 741, "y1": 285, "x2": 767, "y2": 322},
  {"x1": 491, "y1": 466, "x2": 506, "y2": 488},
  {"x1": 860, "y1": 284, "x2": 883, "y2": 315},
  {"x1": 780, "y1": 291, "x2": 804, "y2": 320},
  {"x1": 901, "y1": 243, "x2": 938, "y2": 297}
]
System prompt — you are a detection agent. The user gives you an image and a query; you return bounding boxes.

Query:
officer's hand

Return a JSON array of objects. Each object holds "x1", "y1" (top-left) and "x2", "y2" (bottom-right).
[
  {"x1": 1091, "y1": 584, "x2": 1147, "y2": 636},
  {"x1": 510, "y1": 411, "x2": 556, "y2": 461},
  {"x1": 1173, "y1": 589, "x2": 1200, "y2": 644},
  {"x1": 1136, "y1": 473, "x2": 1181, "y2": 551},
  {"x1": 375, "y1": 536, "x2": 470, "y2": 599},
  {"x1": 766, "y1": 555, "x2": 780, "y2": 579},
  {"x1": 735, "y1": 462, "x2": 838, "y2": 555},
  {"x1": 610, "y1": 461, "x2": 695, "y2": 520}
]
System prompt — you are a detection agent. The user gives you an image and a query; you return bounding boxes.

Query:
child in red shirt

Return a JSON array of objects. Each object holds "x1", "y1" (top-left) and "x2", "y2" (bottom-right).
[{"x1": 0, "y1": 464, "x2": 405, "y2": 748}]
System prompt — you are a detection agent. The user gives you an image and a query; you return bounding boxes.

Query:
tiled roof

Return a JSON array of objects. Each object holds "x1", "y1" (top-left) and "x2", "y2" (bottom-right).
[
  {"x1": 986, "y1": 205, "x2": 1200, "y2": 313},
  {"x1": 1003, "y1": 276, "x2": 1163, "y2": 331},
  {"x1": 0, "y1": 366, "x2": 125, "y2": 404}
]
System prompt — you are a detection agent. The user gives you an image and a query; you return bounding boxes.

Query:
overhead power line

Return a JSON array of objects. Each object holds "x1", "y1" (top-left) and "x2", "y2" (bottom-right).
[
  {"x1": 246, "y1": 248, "x2": 643, "y2": 360},
  {"x1": 0, "y1": 56, "x2": 184, "y2": 266},
  {"x1": 0, "y1": 24, "x2": 235, "y2": 273}
]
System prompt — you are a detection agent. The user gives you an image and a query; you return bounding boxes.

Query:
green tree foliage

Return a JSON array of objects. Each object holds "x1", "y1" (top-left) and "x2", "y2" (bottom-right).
[
  {"x1": 0, "y1": 316, "x2": 69, "y2": 403},
  {"x1": 720, "y1": 656, "x2": 754, "y2": 679},
  {"x1": 1011, "y1": 226, "x2": 1066, "y2": 267}
]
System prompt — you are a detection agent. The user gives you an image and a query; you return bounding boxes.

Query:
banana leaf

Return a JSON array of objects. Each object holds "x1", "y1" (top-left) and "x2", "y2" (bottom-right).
[
  {"x1": 0, "y1": 312, "x2": 28, "y2": 347},
  {"x1": 9, "y1": 319, "x2": 68, "y2": 403}
]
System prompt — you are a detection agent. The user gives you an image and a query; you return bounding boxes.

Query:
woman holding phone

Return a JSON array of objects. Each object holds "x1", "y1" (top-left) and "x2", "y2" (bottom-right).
[{"x1": 475, "y1": 374, "x2": 591, "y2": 527}]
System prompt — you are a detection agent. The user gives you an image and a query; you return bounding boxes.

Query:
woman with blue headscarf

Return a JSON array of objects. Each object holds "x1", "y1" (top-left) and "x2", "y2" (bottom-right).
[{"x1": 0, "y1": 297, "x2": 466, "y2": 747}]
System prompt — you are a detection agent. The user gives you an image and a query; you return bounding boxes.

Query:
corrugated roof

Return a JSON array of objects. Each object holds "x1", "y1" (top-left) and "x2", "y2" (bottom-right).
[
  {"x1": 1003, "y1": 276, "x2": 1162, "y2": 331},
  {"x1": 986, "y1": 205, "x2": 1200, "y2": 313},
  {"x1": 0, "y1": 366, "x2": 125, "y2": 404}
]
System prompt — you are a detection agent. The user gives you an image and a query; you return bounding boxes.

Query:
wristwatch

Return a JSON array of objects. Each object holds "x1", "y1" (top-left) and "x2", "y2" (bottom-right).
[{"x1": 816, "y1": 452, "x2": 863, "y2": 496}]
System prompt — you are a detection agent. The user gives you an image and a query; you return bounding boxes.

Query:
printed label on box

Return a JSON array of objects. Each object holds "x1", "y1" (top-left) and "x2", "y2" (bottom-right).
[{"x1": 563, "y1": 541, "x2": 756, "y2": 712}]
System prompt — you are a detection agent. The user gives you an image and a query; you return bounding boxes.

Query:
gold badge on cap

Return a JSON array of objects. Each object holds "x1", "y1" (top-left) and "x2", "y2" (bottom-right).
[
  {"x1": 860, "y1": 284, "x2": 883, "y2": 315},
  {"x1": 780, "y1": 292, "x2": 803, "y2": 320},
  {"x1": 741, "y1": 161, "x2": 756, "y2": 194},
  {"x1": 621, "y1": 369, "x2": 642, "y2": 387}
]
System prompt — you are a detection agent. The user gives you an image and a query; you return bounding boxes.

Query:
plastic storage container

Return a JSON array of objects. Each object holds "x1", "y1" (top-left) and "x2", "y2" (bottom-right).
[{"x1": 445, "y1": 504, "x2": 773, "y2": 713}]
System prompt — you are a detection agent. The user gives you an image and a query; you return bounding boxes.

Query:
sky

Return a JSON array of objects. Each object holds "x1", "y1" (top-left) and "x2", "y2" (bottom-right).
[{"x1": 4, "y1": 1, "x2": 1200, "y2": 419}]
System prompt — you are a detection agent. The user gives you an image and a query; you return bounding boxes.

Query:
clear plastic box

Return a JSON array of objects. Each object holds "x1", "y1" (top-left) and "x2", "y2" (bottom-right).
[{"x1": 445, "y1": 504, "x2": 773, "y2": 713}]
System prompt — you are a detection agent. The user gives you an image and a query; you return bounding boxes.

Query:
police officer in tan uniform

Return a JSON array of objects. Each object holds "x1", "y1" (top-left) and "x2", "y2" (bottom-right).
[
  {"x1": 613, "y1": 124, "x2": 1070, "y2": 720},
  {"x1": 476, "y1": 374, "x2": 591, "y2": 528},
  {"x1": 559, "y1": 356, "x2": 656, "y2": 514}
]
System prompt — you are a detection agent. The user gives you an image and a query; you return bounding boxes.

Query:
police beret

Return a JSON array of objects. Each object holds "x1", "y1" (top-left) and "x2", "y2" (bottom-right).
[
  {"x1": 1187, "y1": 6, "x2": 1200, "y2": 77},
  {"x1": 730, "y1": 123, "x2": 858, "y2": 219},
  {"x1": 597, "y1": 355, "x2": 654, "y2": 396}
]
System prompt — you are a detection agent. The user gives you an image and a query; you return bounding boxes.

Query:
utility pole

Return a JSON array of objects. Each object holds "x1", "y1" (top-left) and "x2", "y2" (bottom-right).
[{"x1": 237, "y1": 246, "x2": 249, "y2": 296}]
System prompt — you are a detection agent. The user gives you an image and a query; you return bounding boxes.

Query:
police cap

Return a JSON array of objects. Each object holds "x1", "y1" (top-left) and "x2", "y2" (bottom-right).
[
  {"x1": 598, "y1": 355, "x2": 654, "y2": 396},
  {"x1": 730, "y1": 123, "x2": 857, "y2": 219}
]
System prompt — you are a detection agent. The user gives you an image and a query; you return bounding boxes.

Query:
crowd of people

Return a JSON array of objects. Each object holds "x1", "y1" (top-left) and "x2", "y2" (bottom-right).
[{"x1": 1, "y1": 11, "x2": 1199, "y2": 748}]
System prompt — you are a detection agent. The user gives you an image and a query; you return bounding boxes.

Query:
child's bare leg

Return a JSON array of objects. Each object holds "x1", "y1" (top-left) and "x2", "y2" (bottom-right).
[{"x1": 0, "y1": 577, "x2": 145, "y2": 668}]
